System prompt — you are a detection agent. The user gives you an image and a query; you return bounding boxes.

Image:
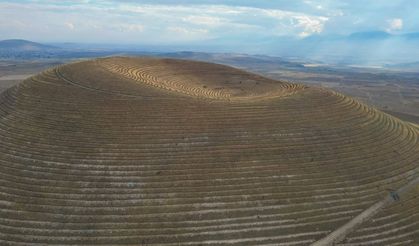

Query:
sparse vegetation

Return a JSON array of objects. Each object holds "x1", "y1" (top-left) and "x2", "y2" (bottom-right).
[
  {"x1": 99, "y1": 57, "x2": 305, "y2": 101},
  {"x1": 0, "y1": 57, "x2": 418, "y2": 245}
]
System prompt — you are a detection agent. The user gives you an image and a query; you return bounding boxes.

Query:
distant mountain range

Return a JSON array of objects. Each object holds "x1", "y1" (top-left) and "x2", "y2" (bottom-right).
[
  {"x1": 172, "y1": 31, "x2": 419, "y2": 65},
  {"x1": 253, "y1": 31, "x2": 419, "y2": 65},
  {"x1": 1, "y1": 32, "x2": 419, "y2": 66},
  {"x1": 0, "y1": 39, "x2": 125, "y2": 60},
  {"x1": 0, "y1": 39, "x2": 59, "y2": 51}
]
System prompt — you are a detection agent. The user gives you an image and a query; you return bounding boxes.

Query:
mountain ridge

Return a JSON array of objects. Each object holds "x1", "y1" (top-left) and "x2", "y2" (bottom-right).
[{"x1": 0, "y1": 39, "x2": 59, "y2": 51}]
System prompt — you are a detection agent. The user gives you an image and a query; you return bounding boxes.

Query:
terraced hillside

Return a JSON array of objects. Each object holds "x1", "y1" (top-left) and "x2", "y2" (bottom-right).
[
  {"x1": 99, "y1": 57, "x2": 306, "y2": 101},
  {"x1": 0, "y1": 56, "x2": 418, "y2": 245},
  {"x1": 339, "y1": 183, "x2": 419, "y2": 245}
]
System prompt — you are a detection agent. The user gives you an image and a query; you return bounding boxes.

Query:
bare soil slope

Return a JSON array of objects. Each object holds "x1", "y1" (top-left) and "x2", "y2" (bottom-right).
[{"x1": 0, "y1": 57, "x2": 418, "y2": 245}]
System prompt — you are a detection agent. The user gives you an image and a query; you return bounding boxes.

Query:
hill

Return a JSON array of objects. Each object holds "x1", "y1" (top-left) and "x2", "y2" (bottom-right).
[
  {"x1": 0, "y1": 39, "x2": 58, "y2": 51},
  {"x1": 0, "y1": 57, "x2": 418, "y2": 245}
]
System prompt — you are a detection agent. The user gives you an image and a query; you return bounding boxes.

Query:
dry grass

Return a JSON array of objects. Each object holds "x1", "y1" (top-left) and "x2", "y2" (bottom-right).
[
  {"x1": 99, "y1": 57, "x2": 306, "y2": 101},
  {"x1": 0, "y1": 56, "x2": 418, "y2": 245}
]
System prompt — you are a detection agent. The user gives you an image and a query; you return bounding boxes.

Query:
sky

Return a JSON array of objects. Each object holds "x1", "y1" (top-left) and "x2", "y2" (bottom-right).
[{"x1": 0, "y1": 0, "x2": 417, "y2": 45}]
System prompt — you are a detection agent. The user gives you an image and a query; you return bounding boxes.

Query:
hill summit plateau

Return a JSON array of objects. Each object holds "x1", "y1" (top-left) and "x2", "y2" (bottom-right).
[{"x1": 0, "y1": 57, "x2": 418, "y2": 245}]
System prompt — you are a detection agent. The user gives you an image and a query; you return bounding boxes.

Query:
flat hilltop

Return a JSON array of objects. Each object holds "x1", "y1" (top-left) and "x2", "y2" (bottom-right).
[
  {"x1": 75, "y1": 56, "x2": 307, "y2": 101},
  {"x1": 0, "y1": 56, "x2": 418, "y2": 245}
]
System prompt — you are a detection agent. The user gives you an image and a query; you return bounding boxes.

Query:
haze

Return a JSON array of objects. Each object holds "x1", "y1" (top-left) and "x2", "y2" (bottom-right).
[{"x1": 2, "y1": 0, "x2": 419, "y2": 64}]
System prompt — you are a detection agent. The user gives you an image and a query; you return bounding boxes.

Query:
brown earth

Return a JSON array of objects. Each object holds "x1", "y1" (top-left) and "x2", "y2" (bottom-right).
[{"x1": 0, "y1": 56, "x2": 418, "y2": 245}]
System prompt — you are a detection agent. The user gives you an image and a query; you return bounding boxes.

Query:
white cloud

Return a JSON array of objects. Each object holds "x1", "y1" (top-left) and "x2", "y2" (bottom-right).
[
  {"x1": 386, "y1": 18, "x2": 403, "y2": 32},
  {"x1": 116, "y1": 4, "x2": 330, "y2": 38},
  {"x1": 65, "y1": 22, "x2": 75, "y2": 30},
  {"x1": 0, "y1": 2, "x2": 330, "y2": 42},
  {"x1": 182, "y1": 15, "x2": 224, "y2": 27},
  {"x1": 114, "y1": 23, "x2": 144, "y2": 32},
  {"x1": 294, "y1": 15, "x2": 329, "y2": 37},
  {"x1": 167, "y1": 26, "x2": 208, "y2": 36},
  {"x1": 262, "y1": 9, "x2": 328, "y2": 37}
]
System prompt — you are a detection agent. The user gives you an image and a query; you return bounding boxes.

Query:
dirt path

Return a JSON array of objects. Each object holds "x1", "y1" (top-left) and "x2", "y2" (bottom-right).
[{"x1": 312, "y1": 173, "x2": 419, "y2": 246}]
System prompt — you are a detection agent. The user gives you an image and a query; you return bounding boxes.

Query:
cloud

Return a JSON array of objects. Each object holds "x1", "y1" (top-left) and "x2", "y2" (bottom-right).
[
  {"x1": 294, "y1": 15, "x2": 328, "y2": 37},
  {"x1": 105, "y1": 3, "x2": 331, "y2": 40},
  {"x1": 4, "y1": 0, "x2": 417, "y2": 45},
  {"x1": 261, "y1": 8, "x2": 328, "y2": 37},
  {"x1": 168, "y1": 26, "x2": 208, "y2": 34},
  {"x1": 182, "y1": 15, "x2": 224, "y2": 27},
  {"x1": 114, "y1": 24, "x2": 145, "y2": 32},
  {"x1": 386, "y1": 18, "x2": 403, "y2": 32},
  {"x1": 65, "y1": 22, "x2": 75, "y2": 30},
  {"x1": 0, "y1": 1, "x2": 330, "y2": 43}
]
